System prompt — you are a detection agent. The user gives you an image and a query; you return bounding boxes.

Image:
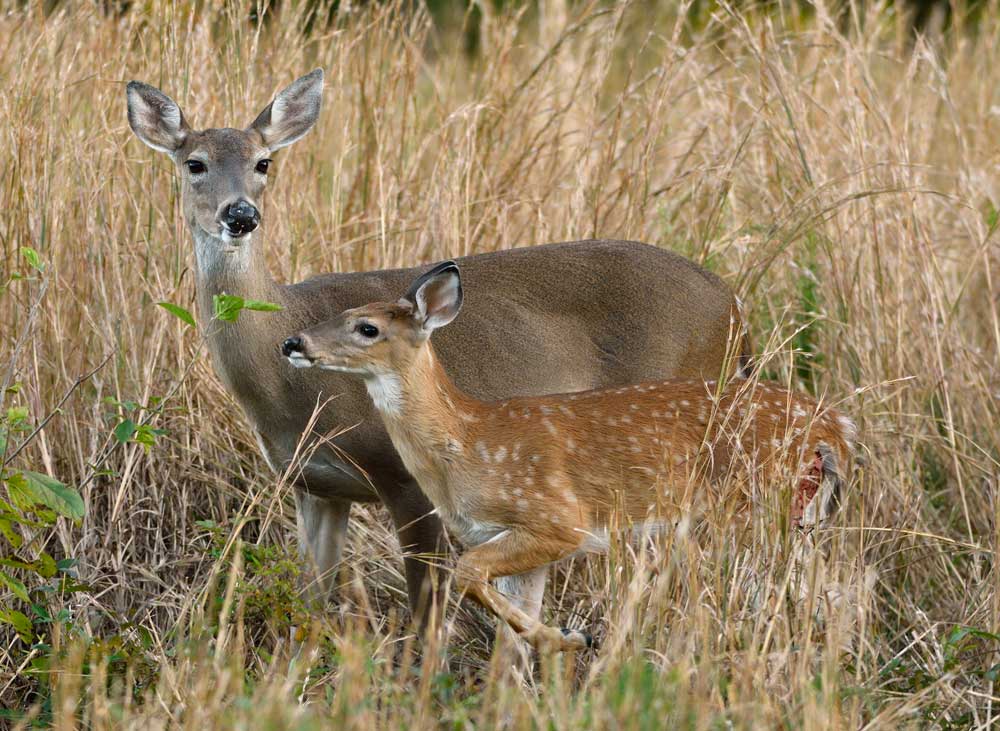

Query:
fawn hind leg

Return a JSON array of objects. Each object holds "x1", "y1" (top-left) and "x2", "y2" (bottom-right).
[
  {"x1": 494, "y1": 567, "x2": 549, "y2": 669},
  {"x1": 456, "y1": 530, "x2": 589, "y2": 652}
]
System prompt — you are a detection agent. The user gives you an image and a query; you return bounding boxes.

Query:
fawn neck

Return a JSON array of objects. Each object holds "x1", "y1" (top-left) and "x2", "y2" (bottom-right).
[{"x1": 367, "y1": 344, "x2": 478, "y2": 508}]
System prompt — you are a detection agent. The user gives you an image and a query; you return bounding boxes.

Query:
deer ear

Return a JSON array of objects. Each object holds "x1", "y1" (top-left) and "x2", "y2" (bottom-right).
[
  {"x1": 126, "y1": 81, "x2": 189, "y2": 154},
  {"x1": 249, "y1": 69, "x2": 324, "y2": 151},
  {"x1": 403, "y1": 261, "x2": 463, "y2": 332}
]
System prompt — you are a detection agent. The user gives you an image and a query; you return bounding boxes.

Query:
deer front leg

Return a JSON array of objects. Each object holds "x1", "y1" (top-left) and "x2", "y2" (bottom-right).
[
  {"x1": 294, "y1": 489, "x2": 351, "y2": 606},
  {"x1": 382, "y1": 480, "x2": 448, "y2": 636},
  {"x1": 455, "y1": 530, "x2": 590, "y2": 653}
]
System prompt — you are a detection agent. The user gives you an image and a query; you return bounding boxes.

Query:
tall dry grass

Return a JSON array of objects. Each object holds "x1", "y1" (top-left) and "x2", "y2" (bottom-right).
[{"x1": 1, "y1": 0, "x2": 998, "y2": 727}]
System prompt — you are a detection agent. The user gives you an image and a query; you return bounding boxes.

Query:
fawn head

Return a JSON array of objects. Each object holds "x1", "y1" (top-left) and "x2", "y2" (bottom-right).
[
  {"x1": 282, "y1": 262, "x2": 463, "y2": 376},
  {"x1": 125, "y1": 70, "x2": 323, "y2": 247}
]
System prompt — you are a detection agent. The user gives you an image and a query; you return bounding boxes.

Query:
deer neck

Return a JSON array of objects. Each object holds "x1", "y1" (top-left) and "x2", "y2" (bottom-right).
[
  {"x1": 192, "y1": 227, "x2": 281, "y2": 314},
  {"x1": 367, "y1": 345, "x2": 480, "y2": 509},
  {"x1": 190, "y1": 226, "x2": 287, "y2": 406}
]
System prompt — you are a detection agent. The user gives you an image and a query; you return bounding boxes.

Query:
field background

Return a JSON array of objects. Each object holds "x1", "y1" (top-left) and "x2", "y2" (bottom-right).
[{"x1": 1, "y1": 0, "x2": 999, "y2": 728}]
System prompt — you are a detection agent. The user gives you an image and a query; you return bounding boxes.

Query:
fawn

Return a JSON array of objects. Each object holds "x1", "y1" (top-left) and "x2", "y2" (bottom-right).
[{"x1": 281, "y1": 261, "x2": 856, "y2": 652}]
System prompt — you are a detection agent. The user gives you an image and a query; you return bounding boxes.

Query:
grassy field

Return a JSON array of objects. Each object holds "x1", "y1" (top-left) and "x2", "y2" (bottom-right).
[{"x1": 1, "y1": 0, "x2": 998, "y2": 727}]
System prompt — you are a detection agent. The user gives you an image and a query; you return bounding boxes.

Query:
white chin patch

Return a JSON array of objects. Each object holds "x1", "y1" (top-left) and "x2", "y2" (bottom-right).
[
  {"x1": 318, "y1": 364, "x2": 367, "y2": 374},
  {"x1": 220, "y1": 230, "x2": 249, "y2": 250},
  {"x1": 285, "y1": 354, "x2": 314, "y2": 369}
]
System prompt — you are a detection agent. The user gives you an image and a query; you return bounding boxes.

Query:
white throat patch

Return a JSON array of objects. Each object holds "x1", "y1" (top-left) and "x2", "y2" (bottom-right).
[
  {"x1": 364, "y1": 373, "x2": 403, "y2": 416},
  {"x1": 194, "y1": 228, "x2": 252, "y2": 274}
]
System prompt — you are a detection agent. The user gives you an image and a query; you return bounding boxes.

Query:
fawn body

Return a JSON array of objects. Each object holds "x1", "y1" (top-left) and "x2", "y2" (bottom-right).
[
  {"x1": 125, "y1": 70, "x2": 751, "y2": 628},
  {"x1": 283, "y1": 262, "x2": 856, "y2": 651}
]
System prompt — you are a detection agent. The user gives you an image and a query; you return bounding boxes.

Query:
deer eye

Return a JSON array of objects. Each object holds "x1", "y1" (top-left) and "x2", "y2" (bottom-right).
[
  {"x1": 255, "y1": 159, "x2": 271, "y2": 174},
  {"x1": 356, "y1": 323, "x2": 379, "y2": 339},
  {"x1": 185, "y1": 160, "x2": 206, "y2": 174}
]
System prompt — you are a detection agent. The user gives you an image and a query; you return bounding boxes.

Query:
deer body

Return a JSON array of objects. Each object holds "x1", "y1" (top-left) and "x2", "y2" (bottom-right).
[
  {"x1": 126, "y1": 71, "x2": 749, "y2": 628},
  {"x1": 285, "y1": 262, "x2": 856, "y2": 651}
]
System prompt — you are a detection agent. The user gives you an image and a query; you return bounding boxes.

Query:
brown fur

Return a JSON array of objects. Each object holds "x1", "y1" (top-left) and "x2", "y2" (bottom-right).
[
  {"x1": 291, "y1": 268, "x2": 856, "y2": 651},
  {"x1": 127, "y1": 72, "x2": 750, "y2": 629}
]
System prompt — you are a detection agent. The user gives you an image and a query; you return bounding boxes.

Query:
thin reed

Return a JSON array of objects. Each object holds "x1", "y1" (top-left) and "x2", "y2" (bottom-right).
[{"x1": 0, "y1": 0, "x2": 997, "y2": 728}]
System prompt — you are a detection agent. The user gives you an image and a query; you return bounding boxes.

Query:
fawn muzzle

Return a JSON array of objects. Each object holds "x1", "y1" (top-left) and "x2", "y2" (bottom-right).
[{"x1": 222, "y1": 199, "x2": 260, "y2": 236}]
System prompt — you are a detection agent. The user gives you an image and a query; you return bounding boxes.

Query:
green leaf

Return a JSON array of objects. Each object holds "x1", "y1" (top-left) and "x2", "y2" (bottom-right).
[
  {"x1": 0, "y1": 518, "x2": 22, "y2": 549},
  {"x1": 6, "y1": 406, "x2": 29, "y2": 426},
  {"x1": 0, "y1": 558, "x2": 36, "y2": 572},
  {"x1": 133, "y1": 425, "x2": 157, "y2": 452},
  {"x1": 56, "y1": 558, "x2": 78, "y2": 572},
  {"x1": 0, "y1": 609, "x2": 33, "y2": 642},
  {"x1": 16, "y1": 471, "x2": 85, "y2": 520},
  {"x1": 113, "y1": 419, "x2": 136, "y2": 444},
  {"x1": 36, "y1": 552, "x2": 57, "y2": 579},
  {"x1": 213, "y1": 293, "x2": 245, "y2": 322},
  {"x1": 0, "y1": 569, "x2": 29, "y2": 602},
  {"x1": 156, "y1": 302, "x2": 197, "y2": 328},
  {"x1": 242, "y1": 299, "x2": 283, "y2": 313},
  {"x1": 19, "y1": 247, "x2": 43, "y2": 272}
]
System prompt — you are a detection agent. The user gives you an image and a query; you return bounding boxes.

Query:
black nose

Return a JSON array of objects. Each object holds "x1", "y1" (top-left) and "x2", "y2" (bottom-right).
[
  {"x1": 223, "y1": 200, "x2": 260, "y2": 235},
  {"x1": 281, "y1": 336, "x2": 303, "y2": 357}
]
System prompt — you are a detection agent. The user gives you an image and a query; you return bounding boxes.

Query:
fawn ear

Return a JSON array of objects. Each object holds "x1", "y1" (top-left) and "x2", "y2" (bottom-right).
[
  {"x1": 403, "y1": 261, "x2": 463, "y2": 332},
  {"x1": 126, "y1": 81, "x2": 189, "y2": 153},
  {"x1": 249, "y1": 69, "x2": 324, "y2": 151}
]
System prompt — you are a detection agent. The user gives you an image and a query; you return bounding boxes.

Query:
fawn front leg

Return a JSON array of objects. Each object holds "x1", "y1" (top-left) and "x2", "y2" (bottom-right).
[{"x1": 455, "y1": 530, "x2": 589, "y2": 652}]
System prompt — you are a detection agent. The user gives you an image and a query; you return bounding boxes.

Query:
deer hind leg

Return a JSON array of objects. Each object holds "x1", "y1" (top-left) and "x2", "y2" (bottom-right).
[{"x1": 455, "y1": 531, "x2": 590, "y2": 653}]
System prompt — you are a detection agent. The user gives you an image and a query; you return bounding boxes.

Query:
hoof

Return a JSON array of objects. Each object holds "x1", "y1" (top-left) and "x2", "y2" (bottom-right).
[{"x1": 560, "y1": 627, "x2": 594, "y2": 650}]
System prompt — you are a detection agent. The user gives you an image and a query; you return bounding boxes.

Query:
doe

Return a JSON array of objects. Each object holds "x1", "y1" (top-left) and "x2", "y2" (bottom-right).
[{"x1": 281, "y1": 262, "x2": 856, "y2": 651}]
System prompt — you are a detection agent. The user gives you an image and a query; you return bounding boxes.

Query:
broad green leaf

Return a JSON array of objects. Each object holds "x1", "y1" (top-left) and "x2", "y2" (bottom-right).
[
  {"x1": 242, "y1": 299, "x2": 283, "y2": 313},
  {"x1": 0, "y1": 609, "x2": 32, "y2": 642},
  {"x1": 0, "y1": 569, "x2": 29, "y2": 602},
  {"x1": 19, "y1": 247, "x2": 43, "y2": 272},
  {"x1": 113, "y1": 419, "x2": 136, "y2": 444},
  {"x1": 0, "y1": 518, "x2": 22, "y2": 549},
  {"x1": 17, "y1": 471, "x2": 85, "y2": 520},
  {"x1": 36, "y1": 552, "x2": 57, "y2": 578},
  {"x1": 56, "y1": 558, "x2": 77, "y2": 572},
  {"x1": 133, "y1": 425, "x2": 157, "y2": 452},
  {"x1": 156, "y1": 302, "x2": 197, "y2": 328},
  {"x1": 213, "y1": 293, "x2": 245, "y2": 322},
  {"x1": 6, "y1": 406, "x2": 29, "y2": 426},
  {"x1": 0, "y1": 558, "x2": 36, "y2": 572}
]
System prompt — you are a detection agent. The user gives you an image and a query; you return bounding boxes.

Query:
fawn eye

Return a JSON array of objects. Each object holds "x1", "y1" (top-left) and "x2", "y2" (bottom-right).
[
  {"x1": 185, "y1": 160, "x2": 206, "y2": 174},
  {"x1": 255, "y1": 159, "x2": 271, "y2": 174},
  {"x1": 356, "y1": 323, "x2": 379, "y2": 339}
]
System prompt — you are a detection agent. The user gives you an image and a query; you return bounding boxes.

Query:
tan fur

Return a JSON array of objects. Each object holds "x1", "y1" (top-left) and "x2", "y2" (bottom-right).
[
  {"x1": 291, "y1": 272, "x2": 856, "y2": 652},
  {"x1": 127, "y1": 72, "x2": 750, "y2": 629}
]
